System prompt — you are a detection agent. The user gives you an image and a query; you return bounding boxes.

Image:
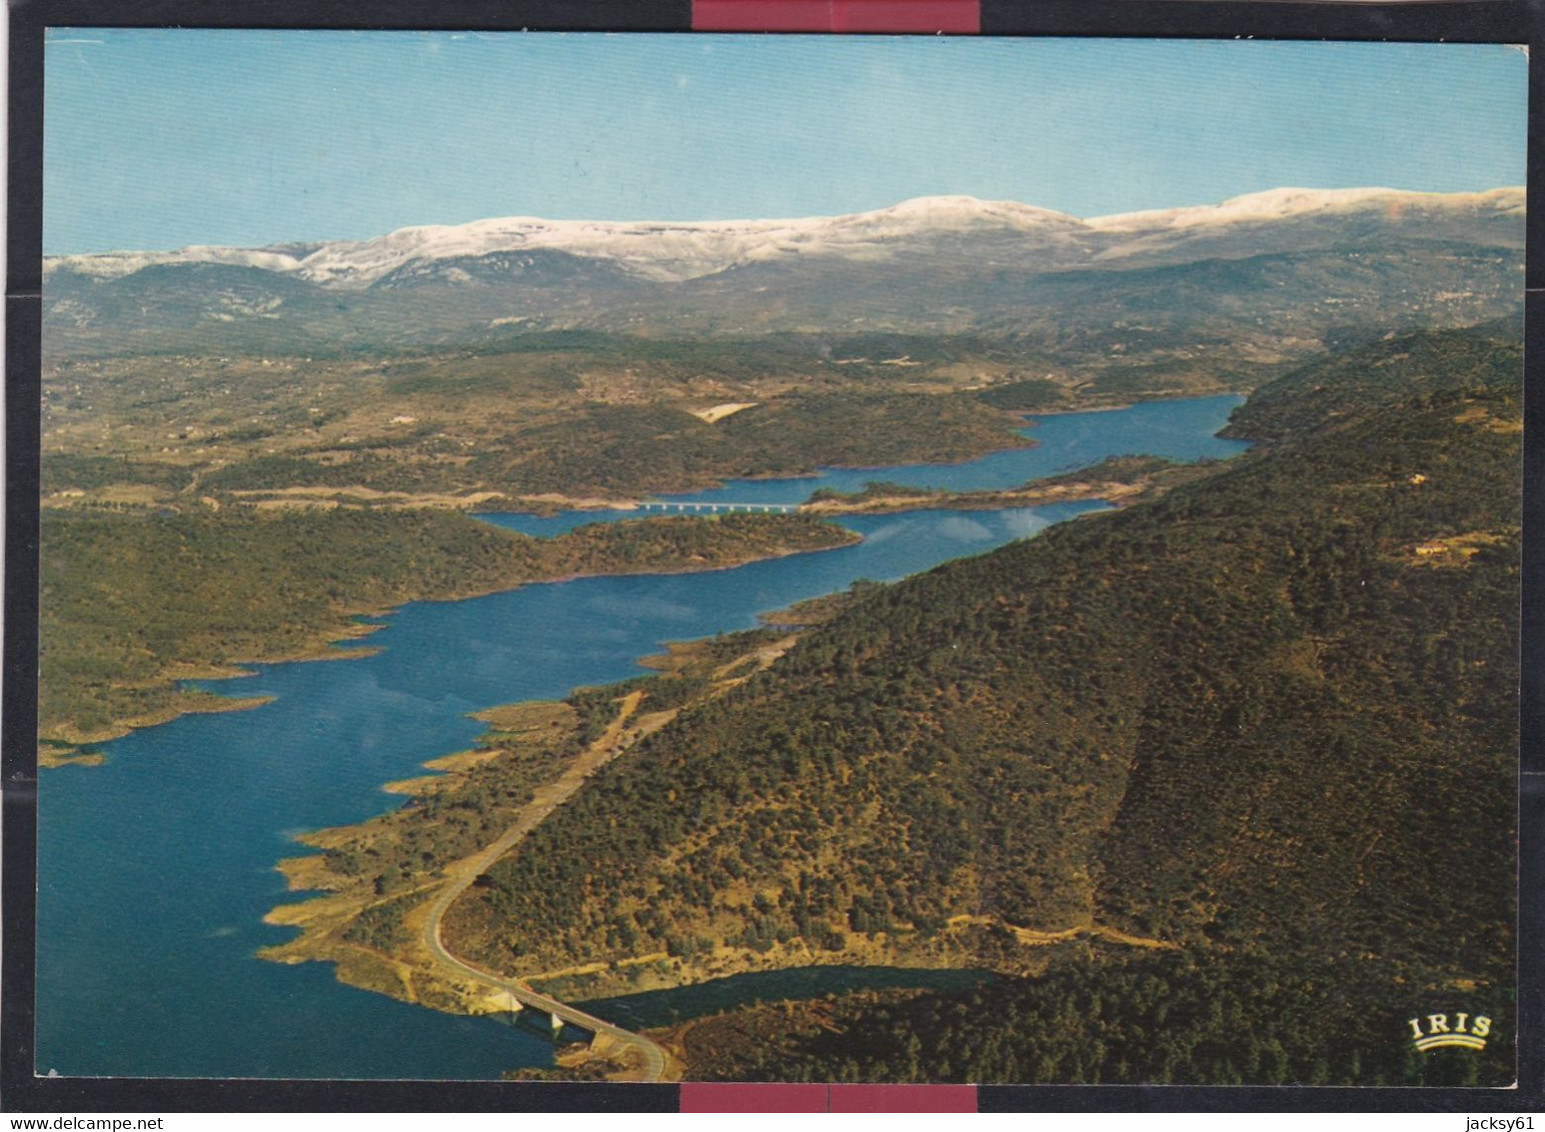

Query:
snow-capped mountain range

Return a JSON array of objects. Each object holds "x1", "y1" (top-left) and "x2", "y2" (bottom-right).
[
  {"x1": 46, "y1": 187, "x2": 1524, "y2": 288},
  {"x1": 42, "y1": 186, "x2": 1525, "y2": 359}
]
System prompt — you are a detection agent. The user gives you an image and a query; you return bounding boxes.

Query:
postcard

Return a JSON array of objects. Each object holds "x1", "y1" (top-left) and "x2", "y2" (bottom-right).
[{"x1": 15, "y1": 17, "x2": 1531, "y2": 1107}]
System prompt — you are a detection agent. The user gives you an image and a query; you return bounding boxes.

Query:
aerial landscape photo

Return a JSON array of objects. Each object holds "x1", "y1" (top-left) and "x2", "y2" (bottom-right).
[{"x1": 34, "y1": 31, "x2": 1523, "y2": 1086}]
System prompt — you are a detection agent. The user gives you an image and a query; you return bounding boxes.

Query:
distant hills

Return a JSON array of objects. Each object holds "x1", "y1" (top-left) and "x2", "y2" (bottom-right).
[
  {"x1": 44, "y1": 188, "x2": 1524, "y2": 358},
  {"x1": 41, "y1": 186, "x2": 1525, "y2": 1085},
  {"x1": 47, "y1": 188, "x2": 1525, "y2": 285},
  {"x1": 450, "y1": 323, "x2": 1519, "y2": 997}
]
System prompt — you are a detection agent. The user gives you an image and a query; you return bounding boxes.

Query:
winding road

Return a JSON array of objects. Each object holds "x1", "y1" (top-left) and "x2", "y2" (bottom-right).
[{"x1": 417, "y1": 690, "x2": 673, "y2": 1082}]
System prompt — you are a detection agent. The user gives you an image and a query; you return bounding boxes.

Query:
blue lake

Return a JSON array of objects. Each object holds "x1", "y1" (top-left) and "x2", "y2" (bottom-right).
[{"x1": 35, "y1": 395, "x2": 1247, "y2": 1079}]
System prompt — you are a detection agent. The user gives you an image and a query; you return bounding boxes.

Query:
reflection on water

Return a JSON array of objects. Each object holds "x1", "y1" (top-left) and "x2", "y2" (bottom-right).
[
  {"x1": 37, "y1": 396, "x2": 1247, "y2": 1079},
  {"x1": 486, "y1": 396, "x2": 1248, "y2": 534},
  {"x1": 578, "y1": 966, "x2": 997, "y2": 1031}
]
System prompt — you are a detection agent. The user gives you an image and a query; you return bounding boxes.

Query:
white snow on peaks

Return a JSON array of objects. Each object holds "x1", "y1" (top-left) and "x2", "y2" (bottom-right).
[
  {"x1": 293, "y1": 196, "x2": 1089, "y2": 287},
  {"x1": 44, "y1": 246, "x2": 306, "y2": 280},
  {"x1": 856, "y1": 195, "x2": 1082, "y2": 229},
  {"x1": 44, "y1": 189, "x2": 1524, "y2": 287},
  {"x1": 1088, "y1": 187, "x2": 1525, "y2": 232},
  {"x1": 294, "y1": 215, "x2": 797, "y2": 285}
]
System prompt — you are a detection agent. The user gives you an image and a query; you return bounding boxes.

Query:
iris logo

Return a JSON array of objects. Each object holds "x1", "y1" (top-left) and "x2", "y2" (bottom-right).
[{"x1": 1407, "y1": 1012, "x2": 1490, "y2": 1052}]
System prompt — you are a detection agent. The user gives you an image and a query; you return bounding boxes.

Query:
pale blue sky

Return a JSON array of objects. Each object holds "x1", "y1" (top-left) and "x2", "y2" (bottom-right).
[{"x1": 44, "y1": 30, "x2": 1526, "y2": 255}]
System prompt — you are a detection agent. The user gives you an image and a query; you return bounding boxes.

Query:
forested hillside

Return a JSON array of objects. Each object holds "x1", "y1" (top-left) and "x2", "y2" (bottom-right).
[
  {"x1": 685, "y1": 950, "x2": 1513, "y2": 1086},
  {"x1": 38, "y1": 510, "x2": 854, "y2": 746},
  {"x1": 1222, "y1": 316, "x2": 1523, "y2": 440},
  {"x1": 448, "y1": 325, "x2": 1518, "y2": 1070}
]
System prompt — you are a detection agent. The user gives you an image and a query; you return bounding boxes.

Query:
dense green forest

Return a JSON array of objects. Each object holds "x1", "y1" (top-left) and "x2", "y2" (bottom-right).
[
  {"x1": 442, "y1": 324, "x2": 1518, "y2": 1083},
  {"x1": 687, "y1": 950, "x2": 1513, "y2": 1086},
  {"x1": 1222, "y1": 316, "x2": 1523, "y2": 441},
  {"x1": 39, "y1": 509, "x2": 854, "y2": 742}
]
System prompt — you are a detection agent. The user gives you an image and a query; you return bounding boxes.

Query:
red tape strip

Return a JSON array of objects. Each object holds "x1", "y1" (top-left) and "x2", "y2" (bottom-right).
[{"x1": 693, "y1": 0, "x2": 981, "y2": 33}]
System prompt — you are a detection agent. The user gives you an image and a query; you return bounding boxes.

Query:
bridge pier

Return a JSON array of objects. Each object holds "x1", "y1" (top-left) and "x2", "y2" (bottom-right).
[{"x1": 642, "y1": 501, "x2": 797, "y2": 514}]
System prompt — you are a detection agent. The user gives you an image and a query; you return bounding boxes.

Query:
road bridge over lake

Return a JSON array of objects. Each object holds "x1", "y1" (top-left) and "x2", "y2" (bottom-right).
[
  {"x1": 419, "y1": 691, "x2": 671, "y2": 1082},
  {"x1": 639, "y1": 500, "x2": 800, "y2": 514}
]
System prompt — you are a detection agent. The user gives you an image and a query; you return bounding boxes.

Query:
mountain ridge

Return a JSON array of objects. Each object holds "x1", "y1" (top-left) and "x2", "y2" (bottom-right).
[
  {"x1": 46, "y1": 186, "x2": 1524, "y2": 287},
  {"x1": 42, "y1": 186, "x2": 1526, "y2": 360},
  {"x1": 442, "y1": 322, "x2": 1518, "y2": 1001}
]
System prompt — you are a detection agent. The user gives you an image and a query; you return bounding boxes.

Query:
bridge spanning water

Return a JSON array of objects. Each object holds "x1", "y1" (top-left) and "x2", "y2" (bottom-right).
[
  {"x1": 419, "y1": 689, "x2": 672, "y2": 1081},
  {"x1": 639, "y1": 500, "x2": 800, "y2": 514},
  {"x1": 36, "y1": 396, "x2": 1250, "y2": 1081}
]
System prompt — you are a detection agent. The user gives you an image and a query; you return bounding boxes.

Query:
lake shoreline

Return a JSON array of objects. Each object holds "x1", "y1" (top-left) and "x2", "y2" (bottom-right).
[
  {"x1": 39, "y1": 519, "x2": 861, "y2": 765},
  {"x1": 37, "y1": 395, "x2": 1254, "y2": 1079}
]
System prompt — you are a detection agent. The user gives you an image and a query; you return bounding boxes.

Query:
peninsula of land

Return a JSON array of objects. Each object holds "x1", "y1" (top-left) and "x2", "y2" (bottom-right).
[
  {"x1": 40, "y1": 510, "x2": 857, "y2": 758},
  {"x1": 258, "y1": 324, "x2": 1520, "y2": 1084}
]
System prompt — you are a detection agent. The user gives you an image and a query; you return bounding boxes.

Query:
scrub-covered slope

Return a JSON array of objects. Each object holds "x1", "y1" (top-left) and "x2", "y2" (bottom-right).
[{"x1": 450, "y1": 324, "x2": 1518, "y2": 991}]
